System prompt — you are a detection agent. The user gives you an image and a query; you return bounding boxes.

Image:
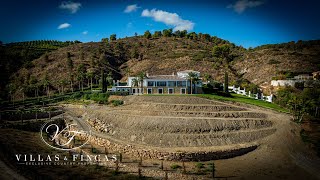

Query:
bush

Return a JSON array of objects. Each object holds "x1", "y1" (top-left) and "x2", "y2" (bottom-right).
[
  {"x1": 195, "y1": 162, "x2": 204, "y2": 169},
  {"x1": 71, "y1": 92, "x2": 83, "y2": 99},
  {"x1": 216, "y1": 91, "x2": 232, "y2": 97},
  {"x1": 82, "y1": 93, "x2": 109, "y2": 104},
  {"x1": 111, "y1": 100, "x2": 124, "y2": 106},
  {"x1": 268, "y1": 59, "x2": 281, "y2": 65},
  {"x1": 170, "y1": 164, "x2": 181, "y2": 170}
]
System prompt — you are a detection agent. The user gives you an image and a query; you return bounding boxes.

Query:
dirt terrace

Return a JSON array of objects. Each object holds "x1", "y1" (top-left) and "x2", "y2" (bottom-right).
[{"x1": 64, "y1": 96, "x2": 278, "y2": 158}]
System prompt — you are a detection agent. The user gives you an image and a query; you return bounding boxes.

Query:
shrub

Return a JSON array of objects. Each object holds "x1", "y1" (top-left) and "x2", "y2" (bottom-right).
[
  {"x1": 111, "y1": 100, "x2": 124, "y2": 106},
  {"x1": 170, "y1": 164, "x2": 182, "y2": 170},
  {"x1": 216, "y1": 91, "x2": 232, "y2": 97},
  {"x1": 268, "y1": 59, "x2": 281, "y2": 64},
  {"x1": 195, "y1": 162, "x2": 204, "y2": 169}
]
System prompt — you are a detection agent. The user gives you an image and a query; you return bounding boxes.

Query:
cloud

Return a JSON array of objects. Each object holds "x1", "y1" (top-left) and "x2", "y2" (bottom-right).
[
  {"x1": 57, "y1": 23, "x2": 71, "y2": 29},
  {"x1": 227, "y1": 0, "x2": 264, "y2": 14},
  {"x1": 124, "y1": 4, "x2": 139, "y2": 13},
  {"x1": 141, "y1": 9, "x2": 194, "y2": 31},
  {"x1": 82, "y1": 31, "x2": 88, "y2": 35},
  {"x1": 59, "y1": 1, "x2": 82, "y2": 14}
]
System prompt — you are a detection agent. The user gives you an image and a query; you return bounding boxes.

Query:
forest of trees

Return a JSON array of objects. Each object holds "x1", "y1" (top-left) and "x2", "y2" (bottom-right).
[{"x1": 0, "y1": 40, "x2": 82, "y2": 100}]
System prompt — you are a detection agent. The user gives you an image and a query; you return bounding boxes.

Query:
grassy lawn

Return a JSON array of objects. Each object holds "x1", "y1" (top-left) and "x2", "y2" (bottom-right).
[
  {"x1": 144, "y1": 93, "x2": 289, "y2": 113},
  {"x1": 196, "y1": 93, "x2": 289, "y2": 113}
]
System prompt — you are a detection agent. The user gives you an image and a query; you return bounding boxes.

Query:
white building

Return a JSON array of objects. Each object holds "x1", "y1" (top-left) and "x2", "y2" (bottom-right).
[{"x1": 114, "y1": 70, "x2": 202, "y2": 95}]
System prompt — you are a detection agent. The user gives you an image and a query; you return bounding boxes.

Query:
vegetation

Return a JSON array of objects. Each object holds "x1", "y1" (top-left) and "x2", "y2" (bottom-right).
[
  {"x1": 170, "y1": 164, "x2": 182, "y2": 170},
  {"x1": 111, "y1": 100, "x2": 124, "y2": 106},
  {"x1": 197, "y1": 93, "x2": 289, "y2": 113}
]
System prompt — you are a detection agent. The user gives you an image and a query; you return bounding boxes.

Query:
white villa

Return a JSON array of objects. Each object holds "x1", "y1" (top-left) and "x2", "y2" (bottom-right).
[{"x1": 112, "y1": 70, "x2": 202, "y2": 95}]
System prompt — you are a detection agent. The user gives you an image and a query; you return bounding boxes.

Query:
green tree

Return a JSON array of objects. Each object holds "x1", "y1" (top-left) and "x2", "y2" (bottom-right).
[
  {"x1": 67, "y1": 53, "x2": 74, "y2": 92},
  {"x1": 86, "y1": 70, "x2": 94, "y2": 90},
  {"x1": 187, "y1": 72, "x2": 200, "y2": 94},
  {"x1": 101, "y1": 38, "x2": 109, "y2": 44},
  {"x1": 101, "y1": 70, "x2": 106, "y2": 93},
  {"x1": 203, "y1": 73, "x2": 212, "y2": 83},
  {"x1": 144, "y1": 30, "x2": 152, "y2": 39},
  {"x1": 163, "y1": 28, "x2": 172, "y2": 37},
  {"x1": 224, "y1": 72, "x2": 229, "y2": 93},
  {"x1": 110, "y1": 34, "x2": 117, "y2": 41},
  {"x1": 131, "y1": 47, "x2": 139, "y2": 59},
  {"x1": 77, "y1": 64, "x2": 86, "y2": 91},
  {"x1": 42, "y1": 74, "x2": 50, "y2": 98},
  {"x1": 212, "y1": 44, "x2": 231, "y2": 62},
  {"x1": 153, "y1": 31, "x2": 162, "y2": 38},
  {"x1": 137, "y1": 72, "x2": 146, "y2": 94},
  {"x1": 287, "y1": 95, "x2": 309, "y2": 123}
]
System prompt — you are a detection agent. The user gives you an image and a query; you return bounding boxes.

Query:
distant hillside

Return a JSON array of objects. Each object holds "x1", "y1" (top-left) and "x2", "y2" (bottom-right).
[
  {"x1": 0, "y1": 40, "x2": 81, "y2": 98},
  {"x1": 1, "y1": 31, "x2": 320, "y2": 100},
  {"x1": 233, "y1": 40, "x2": 320, "y2": 85}
]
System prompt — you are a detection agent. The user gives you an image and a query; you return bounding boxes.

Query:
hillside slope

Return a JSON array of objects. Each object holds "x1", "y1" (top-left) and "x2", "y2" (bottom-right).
[
  {"x1": 233, "y1": 42, "x2": 320, "y2": 85},
  {"x1": 6, "y1": 36, "x2": 320, "y2": 99}
]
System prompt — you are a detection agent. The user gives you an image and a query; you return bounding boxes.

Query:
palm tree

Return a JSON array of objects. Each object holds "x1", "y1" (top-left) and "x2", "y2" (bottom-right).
[
  {"x1": 187, "y1": 72, "x2": 200, "y2": 94},
  {"x1": 86, "y1": 70, "x2": 94, "y2": 91},
  {"x1": 137, "y1": 72, "x2": 146, "y2": 94},
  {"x1": 131, "y1": 78, "x2": 139, "y2": 94}
]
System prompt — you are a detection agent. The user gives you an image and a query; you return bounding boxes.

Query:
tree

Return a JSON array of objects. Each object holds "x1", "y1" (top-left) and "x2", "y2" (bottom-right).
[
  {"x1": 131, "y1": 47, "x2": 139, "y2": 59},
  {"x1": 101, "y1": 70, "x2": 106, "y2": 93},
  {"x1": 224, "y1": 72, "x2": 229, "y2": 93},
  {"x1": 144, "y1": 30, "x2": 152, "y2": 39},
  {"x1": 174, "y1": 30, "x2": 181, "y2": 37},
  {"x1": 153, "y1": 31, "x2": 162, "y2": 38},
  {"x1": 131, "y1": 77, "x2": 138, "y2": 94},
  {"x1": 163, "y1": 28, "x2": 172, "y2": 37},
  {"x1": 110, "y1": 34, "x2": 117, "y2": 41},
  {"x1": 287, "y1": 95, "x2": 308, "y2": 123},
  {"x1": 137, "y1": 72, "x2": 146, "y2": 94},
  {"x1": 187, "y1": 72, "x2": 200, "y2": 94},
  {"x1": 180, "y1": 30, "x2": 187, "y2": 38},
  {"x1": 132, "y1": 78, "x2": 139, "y2": 88},
  {"x1": 101, "y1": 38, "x2": 109, "y2": 44},
  {"x1": 86, "y1": 70, "x2": 94, "y2": 90},
  {"x1": 77, "y1": 64, "x2": 86, "y2": 91},
  {"x1": 203, "y1": 73, "x2": 212, "y2": 83},
  {"x1": 212, "y1": 44, "x2": 231, "y2": 62},
  {"x1": 67, "y1": 53, "x2": 74, "y2": 92},
  {"x1": 42, "y1": 74, "x2": 50, "y2": 98},
  {"x1": 58, "y1": 79, "x2": 68, "y2": 94}
]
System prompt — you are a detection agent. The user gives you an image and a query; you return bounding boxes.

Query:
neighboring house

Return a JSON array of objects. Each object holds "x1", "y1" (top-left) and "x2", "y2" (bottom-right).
[
  {"x1": 271, "y1": 73, "x2": 315, "y2": 87},
  {"x1": 113, "y1": 70, "x2": 202, "y2": 95}
]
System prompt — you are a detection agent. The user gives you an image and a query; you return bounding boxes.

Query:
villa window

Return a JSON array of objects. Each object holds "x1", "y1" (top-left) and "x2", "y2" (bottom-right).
[
  {"x1": 168, "y1": 81, "x2": 176, "y2": 87},
  {"x1": 181, "y1": 88, "x2": 186, "y2": 94},
  {"x1": 168, "y1": 88, "x2": 174, "y2": 94},
  {"x1": 147, "y1": 88, "x2": 152, "y2": 94},
  {"x1": 147, "y1": 81, "x2": 154, "y2": 86},
  {"x1": 177, "y1": 81, "x2": 186, "y2": 87},
  {"x1": 156, "y1": 81, "x2": 167, "y2": 86},
  {"x1": 158, "y1": 88, "x2": 163, "y2": 94}
]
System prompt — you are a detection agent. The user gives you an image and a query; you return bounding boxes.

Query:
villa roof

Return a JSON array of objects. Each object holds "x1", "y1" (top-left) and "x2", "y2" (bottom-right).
[
  {"x1": 147, "y1": 75, "x2": 186, "y2": 80},
  {"x1": 177, "y1": 70, "x2": 200, "y2": 73}
]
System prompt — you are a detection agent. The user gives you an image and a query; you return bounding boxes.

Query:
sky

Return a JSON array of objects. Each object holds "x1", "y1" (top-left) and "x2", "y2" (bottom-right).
[{"x1": 0, "y1": 0, "x2": 319, "y2": 48}]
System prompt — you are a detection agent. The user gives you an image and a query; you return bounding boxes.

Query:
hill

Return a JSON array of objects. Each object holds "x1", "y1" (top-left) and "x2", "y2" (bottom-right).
[
  {"x1": 233, "y1": 40, "x2": 320, "y2": 85},
  {"x1": 2, "y1": 31, "x2": 320, "y2": 100}
]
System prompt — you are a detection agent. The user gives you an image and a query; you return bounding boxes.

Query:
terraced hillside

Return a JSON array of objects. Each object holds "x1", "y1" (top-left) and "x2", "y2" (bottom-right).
[{"x1": 65, "y1": 96, "x2": 281, "y2": 161}]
